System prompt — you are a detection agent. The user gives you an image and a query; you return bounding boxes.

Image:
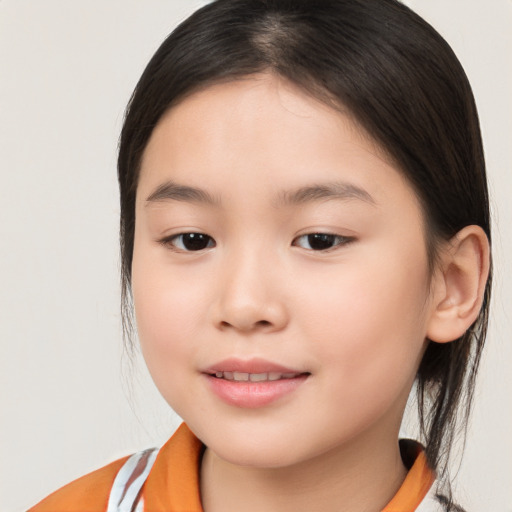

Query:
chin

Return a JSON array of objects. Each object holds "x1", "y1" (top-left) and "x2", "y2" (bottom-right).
[
  {"x1": 188, "y1": 416, "x2": 325, "y2": 470},
  {"x1": 212, "y1": 439, "x2": 303, "y2": 469}
]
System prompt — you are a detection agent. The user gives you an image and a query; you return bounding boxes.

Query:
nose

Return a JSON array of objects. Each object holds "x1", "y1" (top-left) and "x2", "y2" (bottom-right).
[{"x1": 211, "y1": 249, "x2": 289, "y2": 334}]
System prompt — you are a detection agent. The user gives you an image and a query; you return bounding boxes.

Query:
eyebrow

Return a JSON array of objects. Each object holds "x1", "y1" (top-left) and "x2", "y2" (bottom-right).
[
  {"x1": 145, "y1": 180, "x2": 376, "y2": 207},
  {"x1": 145, "y1": 181, "x2": 219, "y2": 206},
  {"x1": 275, "y1": 181, "x2": 376, "y2": 207}
]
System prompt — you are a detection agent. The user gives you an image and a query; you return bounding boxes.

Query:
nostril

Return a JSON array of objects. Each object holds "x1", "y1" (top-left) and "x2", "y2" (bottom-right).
[{"x1": 218, "y1": 319, "x2": 273, "y2": 331}]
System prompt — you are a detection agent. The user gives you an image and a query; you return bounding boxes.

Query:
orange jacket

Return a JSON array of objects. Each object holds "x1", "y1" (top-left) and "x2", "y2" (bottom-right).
[{"x1": 29, "y1": 423, "x2": 436, "y2": 512}]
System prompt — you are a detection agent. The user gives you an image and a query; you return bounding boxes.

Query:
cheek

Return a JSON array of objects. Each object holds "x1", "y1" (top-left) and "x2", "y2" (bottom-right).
[
  {"x1": 131, "y1": 246, "x2": 208, "y2": 388},
  {"x1": 132, "y1": 261, "x2": 216, "y2": 419},
  {"x1": 297, "y1": 246, "x2": 430, "y2": 398}
]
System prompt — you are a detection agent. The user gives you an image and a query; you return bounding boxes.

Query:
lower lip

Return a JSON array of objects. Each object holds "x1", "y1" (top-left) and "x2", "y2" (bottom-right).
[{"x1": 204, "y1": 374, "x2": 309, "y2": 408}]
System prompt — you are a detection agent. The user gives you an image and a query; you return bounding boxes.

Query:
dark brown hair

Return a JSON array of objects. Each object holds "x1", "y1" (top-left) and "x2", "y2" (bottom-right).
[{"x1": 118, "y1": 0, "x2": 491, "y2": 506}]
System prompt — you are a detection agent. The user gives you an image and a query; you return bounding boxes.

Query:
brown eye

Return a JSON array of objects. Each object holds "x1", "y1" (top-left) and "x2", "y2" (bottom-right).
[
  {"x1": 293, "y1": 233, "x2": 352, "y2": 251},
  {"x1": 165, "y1": 233, "x2": 215, "y2": 251}
]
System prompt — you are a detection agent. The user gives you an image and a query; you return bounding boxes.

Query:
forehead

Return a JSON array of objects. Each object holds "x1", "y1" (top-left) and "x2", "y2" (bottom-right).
[
  {"x1": 137, "y1": 73, "x2": 419, "y2": 215},
  {"x1": 144, "y1": 73, "x2": 388, "y2": 162}
]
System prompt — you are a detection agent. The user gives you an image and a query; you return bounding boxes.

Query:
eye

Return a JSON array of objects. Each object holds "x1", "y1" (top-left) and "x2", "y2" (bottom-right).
[
  {"x1": 293, "y1": 233, "x2": 353, "y2": 251},
  {"x1": 161, "y1": 232, "x2": 215, "y2": 252}
]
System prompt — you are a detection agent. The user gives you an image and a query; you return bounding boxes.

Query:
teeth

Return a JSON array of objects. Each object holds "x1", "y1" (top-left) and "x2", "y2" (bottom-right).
[
  {"x1": 212, "y1": 371, "x2": 302, "y2": 381},
  {"x1": 249, "y1": 373, "x2": 268, "y2": 382}
]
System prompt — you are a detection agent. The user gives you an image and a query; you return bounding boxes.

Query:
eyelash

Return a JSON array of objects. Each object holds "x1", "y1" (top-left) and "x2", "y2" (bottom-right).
[
  {"x1": 159, "y1": 233, "x2": 216, "y2": 252},
  {"x1": 292, "y1": 233, "x2": 354, "y2": 251},
  {"x1": 159, "y1": 232, "x2": 354, "y2": 253}
]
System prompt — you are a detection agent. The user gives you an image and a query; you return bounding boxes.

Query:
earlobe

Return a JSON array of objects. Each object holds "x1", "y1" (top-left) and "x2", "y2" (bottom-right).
[{"x1": 426, "y1": 225, "x2": 490, "y2": 343}]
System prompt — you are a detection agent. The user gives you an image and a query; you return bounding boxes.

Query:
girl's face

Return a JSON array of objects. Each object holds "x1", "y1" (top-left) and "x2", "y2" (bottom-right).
[{"x1": 132, "y1": 74, "x2": 437, "y2": 468}]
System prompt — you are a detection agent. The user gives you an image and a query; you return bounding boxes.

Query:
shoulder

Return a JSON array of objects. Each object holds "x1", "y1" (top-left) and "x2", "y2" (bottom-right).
[
  {"x1": 27, "y1": 424, "x2": 197, "y2": 512},
  {"x1": 28, "y1": 456, "x2": 129, "y2": 512}
]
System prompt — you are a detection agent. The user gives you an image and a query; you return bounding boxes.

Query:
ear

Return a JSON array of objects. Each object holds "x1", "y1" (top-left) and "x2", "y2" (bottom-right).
[{"x1": 426, "y1": 225, "x2": 490, "y2": 343}]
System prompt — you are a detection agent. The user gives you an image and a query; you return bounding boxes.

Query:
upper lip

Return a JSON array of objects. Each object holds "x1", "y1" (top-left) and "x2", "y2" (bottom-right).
[{"x1": 203, "y1": 357, "x2": 307, "y2": 375}]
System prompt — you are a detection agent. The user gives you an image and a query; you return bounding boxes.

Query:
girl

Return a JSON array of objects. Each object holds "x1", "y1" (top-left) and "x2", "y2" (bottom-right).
[{"x1": 29, "y1": 0, "x2": 492, "y2": 510}]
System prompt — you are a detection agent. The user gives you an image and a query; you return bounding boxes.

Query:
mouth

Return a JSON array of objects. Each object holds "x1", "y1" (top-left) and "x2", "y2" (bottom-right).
[
  {"x1": 208, "y1": 371, "x2": 308, "y2": 382},
  {"x1": 202, "y1": 358, "x2": 310, "y2": 408}
]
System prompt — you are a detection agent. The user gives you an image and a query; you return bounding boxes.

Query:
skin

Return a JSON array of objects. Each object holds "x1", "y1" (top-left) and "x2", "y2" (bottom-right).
[{"x1": 131, "y1": 73, "x2": 466, "y2": 512}]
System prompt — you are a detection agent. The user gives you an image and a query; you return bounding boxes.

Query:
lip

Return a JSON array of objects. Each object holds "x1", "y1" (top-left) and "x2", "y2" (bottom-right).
[
  {"x1": 202, "y1": 358, "x2": 310, "y2": 408},
  {"x1": 203, "y1": 357, "x2": 305, "y2": 375}
]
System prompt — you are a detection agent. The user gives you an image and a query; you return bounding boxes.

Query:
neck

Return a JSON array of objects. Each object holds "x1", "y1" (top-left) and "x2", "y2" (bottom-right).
[{"x1": 200, "y1": 427, "x2": 408, "y2": 512}]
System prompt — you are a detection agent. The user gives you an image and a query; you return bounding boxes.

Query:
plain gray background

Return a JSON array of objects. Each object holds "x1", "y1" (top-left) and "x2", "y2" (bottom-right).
[{"x1": 1, "y1": 1, "x2": 511, "y2": 511}]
